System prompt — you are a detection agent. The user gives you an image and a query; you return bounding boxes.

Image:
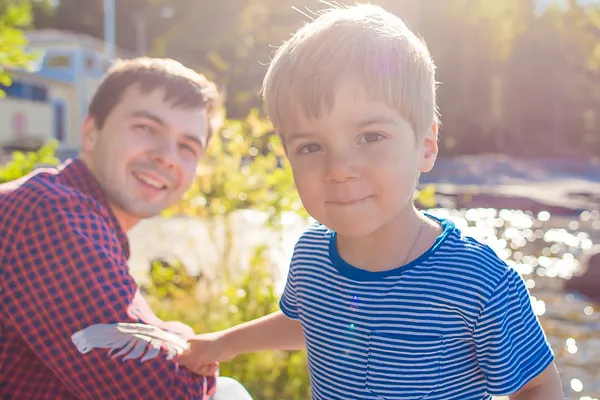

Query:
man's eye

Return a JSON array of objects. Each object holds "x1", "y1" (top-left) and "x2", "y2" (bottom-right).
[
  {"x1": 298, "y1": 143, "x2": 323, "y2": 154},
  {"x1": 358, "y1": 132, "x2": 385, "y2": 144},
  {"x1": 179, "y1": 143, "x2": 199, "y2": 156},
  {"x1": 134, "y1": 124, "x2": 155, "y2": 134}
]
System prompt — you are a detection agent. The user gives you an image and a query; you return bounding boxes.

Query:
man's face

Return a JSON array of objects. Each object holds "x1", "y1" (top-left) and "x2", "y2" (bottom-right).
[{"x1": 80, "y1": 84, "x2": 209, "y2": 230}]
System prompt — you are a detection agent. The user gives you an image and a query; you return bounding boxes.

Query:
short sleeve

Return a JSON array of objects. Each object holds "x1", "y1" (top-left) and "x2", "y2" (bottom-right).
[
  {"x1": 473, "y1": 267, "x2": 554, "y2": 396},
  {"x1": 279, "y1": 260, "x2": 300, "y2": 320}
]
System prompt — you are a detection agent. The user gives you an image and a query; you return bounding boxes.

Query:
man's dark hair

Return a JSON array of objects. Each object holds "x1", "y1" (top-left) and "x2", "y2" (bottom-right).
[{"x1": 88, "y1": 57, "x2": 223, "y2": 138}]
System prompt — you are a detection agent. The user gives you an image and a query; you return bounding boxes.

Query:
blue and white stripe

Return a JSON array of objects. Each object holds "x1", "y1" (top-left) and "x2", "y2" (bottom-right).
[{"x1": 280, "y1": 215, "x2": 554, "y2": 400}]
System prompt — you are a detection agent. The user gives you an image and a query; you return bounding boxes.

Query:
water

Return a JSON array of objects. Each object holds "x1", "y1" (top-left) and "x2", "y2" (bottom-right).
[
  {"x1": 427, "y1": 208, "x2": 600, "y2": 400},
  {"x1": 128, "y1": 207, "x2": 600, "y2": 399}
]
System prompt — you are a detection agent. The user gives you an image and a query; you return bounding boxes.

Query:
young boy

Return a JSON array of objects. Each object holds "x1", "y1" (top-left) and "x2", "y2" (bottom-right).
[{"x1": 180, "y1": 3, "x2": 563, "y2": 399}]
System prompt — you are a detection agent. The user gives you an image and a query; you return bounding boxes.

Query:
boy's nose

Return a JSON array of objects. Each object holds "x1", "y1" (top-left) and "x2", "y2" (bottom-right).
[{"x1": 324, "y1": 153, "x2": 361, "y2": 183}]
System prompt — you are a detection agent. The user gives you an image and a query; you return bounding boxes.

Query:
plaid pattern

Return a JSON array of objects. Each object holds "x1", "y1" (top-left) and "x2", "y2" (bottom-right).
[{"x1": 0, "y1": 159, "x2": 215, "y2": 399}]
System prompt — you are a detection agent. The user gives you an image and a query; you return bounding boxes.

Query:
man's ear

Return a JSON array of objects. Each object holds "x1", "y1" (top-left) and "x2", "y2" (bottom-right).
[
  {"x1": 81, "y1": 115, "x2": 99, "y2": 153},
  {"x1": 418, "y1": 123, "x2": 439, "y2": 173}
]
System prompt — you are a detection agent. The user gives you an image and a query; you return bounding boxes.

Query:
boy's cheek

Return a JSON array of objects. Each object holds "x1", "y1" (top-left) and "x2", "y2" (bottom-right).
[
  {"x1": 293, "y1": 179, "x2": 323, "y2": 210},
  {"x1": 289, "y1": 163, "x2": 317, "y2": 186},
  {"x1": 295, "y1": 179, "x2": 318, "y2": 200}
]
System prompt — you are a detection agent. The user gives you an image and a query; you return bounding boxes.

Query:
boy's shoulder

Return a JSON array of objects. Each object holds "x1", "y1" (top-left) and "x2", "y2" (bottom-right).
[
  {"x1": 292, "y1": 216, "x2": 515, "y2": 284},
  {"x1": 288, "y1": 221, "x2": 340, "y2": 268},
  {"x1": 298, "y1": 220, "x2": 332, "y2": 240},
  {"x1": 292, "y1": 221, "x2": 332, "y2": 256},
  {"x1": 437, "y1": 217, "x2": 514, "y2": 286}
]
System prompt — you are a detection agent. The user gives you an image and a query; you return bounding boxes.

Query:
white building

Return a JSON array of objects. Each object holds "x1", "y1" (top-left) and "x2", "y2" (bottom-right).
[{"x1": 0, "y1": 29, "x2": 129, "y2": 159}]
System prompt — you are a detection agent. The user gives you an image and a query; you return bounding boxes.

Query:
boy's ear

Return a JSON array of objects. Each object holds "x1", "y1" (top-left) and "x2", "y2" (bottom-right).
[{"x1": 419, "y1": 123, "x2": 439, "y2": 173}]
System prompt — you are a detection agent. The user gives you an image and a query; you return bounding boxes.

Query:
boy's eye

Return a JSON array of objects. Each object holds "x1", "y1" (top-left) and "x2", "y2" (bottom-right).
[
  {"x1": 358, "y1": 132, "x2": 385, "y2": 144},
  {"x1": 298, "y1": 143, "x2": 323, "y2": 154}
]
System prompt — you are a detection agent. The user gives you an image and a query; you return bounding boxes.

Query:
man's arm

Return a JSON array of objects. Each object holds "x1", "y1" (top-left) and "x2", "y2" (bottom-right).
[
  {"x1": 3, "y1": 197, "x2": 211, "y2": 399},
  {"x1": 509, "y1": 363, "x2": 563, "y2": 400},
  {"x1": 179, "y1": 311, "x2": 304, "y2": 370}
]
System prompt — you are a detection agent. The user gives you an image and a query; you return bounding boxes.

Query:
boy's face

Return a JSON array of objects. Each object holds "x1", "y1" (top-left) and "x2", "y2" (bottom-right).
[
  {"x1": 281, "y1": 81, "x2": 438, "y2": 237},
  {"x1": 80, "y1": 84, "x2": 208, "y2": 231}
]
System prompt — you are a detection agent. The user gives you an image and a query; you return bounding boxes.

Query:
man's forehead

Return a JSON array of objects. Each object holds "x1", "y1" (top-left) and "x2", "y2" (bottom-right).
[
  {"x1": 114, "y1": 90, "x2": 206, "y2": 139},
  {"x1": 119, "y1": 85, "x2": 171, "y2": 108},
  {"x1": 120, "y1": 86, "x2": 207, "y2": 119}
]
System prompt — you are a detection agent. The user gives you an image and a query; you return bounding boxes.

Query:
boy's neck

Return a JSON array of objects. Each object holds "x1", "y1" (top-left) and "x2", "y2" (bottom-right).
[{"x1": 335, "y1": 206, "x2": 441, "y2": 273}]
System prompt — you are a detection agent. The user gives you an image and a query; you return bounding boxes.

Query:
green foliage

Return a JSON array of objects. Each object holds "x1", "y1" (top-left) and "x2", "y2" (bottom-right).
[
  {"x1": 149, "y1": 0, "x2": 600, "y2": 155},
  {"x1": 38, "y1": 0, "x2": 600, "y2": 156},
  {"x1": 0, "y1": 139, "x2": 61, "y2": 183},
  {"x1": 16, "y1": 0, "x2": 598, "y2": 154},
  {"x1": 165, "y1": 108, "x2": 307, "y2": 228},
  {"x1": 143, "y1": 109, "x2": 438, "y2": 399},
  {"x1": 144, "y1": 245, "x2": 311, "y2": 400},
  {"x1": 415, "y1": 184, "x2": 437, "y2": 208},
  {"x1": 144, "y1": 111, "x2": 311, "y2": 399},
  {"x1": 0, "y1": 1, "x2": 38, "y2": 96},
  {"x1": 209, "y1": 245, "x2": 310, "y2": 400},
  {"x1": 0, "y1": 107, "x2": 435, "y2": 398},
  {"x1": 145, "y1": 259, "x2": 202, "y2": 300}
]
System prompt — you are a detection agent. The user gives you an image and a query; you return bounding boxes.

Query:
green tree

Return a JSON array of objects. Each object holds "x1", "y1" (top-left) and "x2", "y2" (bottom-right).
[
  {"x1": 559, "y1": 0, "x2": 600, "y2": 155},
  {"x1": 150, "y1": 0, "x2": 305, "y2": 117},
  {"x1": 501, "y1": 2, "x2": 600, "y2": 156},
  {"x1": 0, "y1": 97, "x2": 435, "y2": 400},
  {"x1": 33, "y1": 0, "x2": 154, "y2": 53},
  {"x1": 0, "y1": 1, "x2": 37, "y2": 96},
  {"x1": 0, "y1": 140, "x2": 60, "y2": 183},
  {"x1": 145, "y1": 111, "x2": 311, "y2": 400},
  {"x1": 413, "y1": 0, "x2": 534, "y2": 155},
  {"x1": 145, "y1": 108, "x2": 435, "y2": 399},
  {"x1": 164, "y1": 109, "x2": 306, "y2": 229},
  {"x1": 33, "y1": 0, "x2": 600, "y2": 157}
]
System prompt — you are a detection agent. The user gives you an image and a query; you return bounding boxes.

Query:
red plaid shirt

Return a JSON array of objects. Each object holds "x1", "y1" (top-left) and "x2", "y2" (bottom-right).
[{"x1": 0, "y1": 159, "x2": 215, "y2": 399}]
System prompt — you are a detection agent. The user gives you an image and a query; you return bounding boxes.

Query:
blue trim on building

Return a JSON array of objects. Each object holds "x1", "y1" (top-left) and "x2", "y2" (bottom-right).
[
  {"x1": 82, "y1": 49, "x2": 107, "y2": 78},
  {"x1": 33, "y1": 49, "x2": 77, "y2": 83},
  {"x1": 0, "y1": 79, "x2": 49, "y2": 103},
  {"x1": 52, "y1": 99, "x2": 67, "y2": 142}
]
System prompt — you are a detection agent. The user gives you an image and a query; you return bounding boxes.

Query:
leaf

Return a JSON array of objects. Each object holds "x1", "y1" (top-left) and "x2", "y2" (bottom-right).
[
  {"x1": 0, "y1": 73, "x2": 11, "y2": 86},
  {"x1": 71, "y1": 322, "x2": 190, "y2": 363},
  {"x1": 416, "y1": 184, "x2": 437, "y2": 208}
]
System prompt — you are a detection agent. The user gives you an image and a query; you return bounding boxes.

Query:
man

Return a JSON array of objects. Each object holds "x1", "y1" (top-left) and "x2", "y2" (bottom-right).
[{"x1": 0, "y1": 57, "x2": 252, "y2": 399}]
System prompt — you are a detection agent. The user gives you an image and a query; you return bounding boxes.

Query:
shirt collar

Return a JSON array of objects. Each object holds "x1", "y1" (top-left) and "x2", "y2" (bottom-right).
[{"x1": 58, "y1": 158, "x2": 131, "y2": 259}]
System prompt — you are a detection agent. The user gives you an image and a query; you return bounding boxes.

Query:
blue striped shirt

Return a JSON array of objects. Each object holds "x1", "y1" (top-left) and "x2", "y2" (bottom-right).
[{"x1": 280, "y1": 215, "x2": 554, "y2": 400}]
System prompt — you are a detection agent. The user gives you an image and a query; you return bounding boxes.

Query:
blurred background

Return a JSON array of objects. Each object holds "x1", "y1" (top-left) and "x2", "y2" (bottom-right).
[{"x1": 1, "y1": 0, "x2": 600, "y2": 399}]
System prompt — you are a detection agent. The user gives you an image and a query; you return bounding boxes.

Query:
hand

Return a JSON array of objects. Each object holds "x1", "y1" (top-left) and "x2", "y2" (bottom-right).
[
  {"x1": 179, "y1": 331, "x2": 235, "y2": 372},
  {"x1": 161, "y1": 324, "x2": 220, "y2": 377},
  {"x1": 162, "y1": 320, "x2": 196, "y2": 338},
  {"x1": 185, "y1": 361, "x2": 220, "y2": 377}
]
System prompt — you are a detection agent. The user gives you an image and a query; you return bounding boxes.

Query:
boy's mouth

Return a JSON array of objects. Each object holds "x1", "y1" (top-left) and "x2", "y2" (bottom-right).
[{"x1": 327, "y1": 195, "x2": 372, "y2": 206}]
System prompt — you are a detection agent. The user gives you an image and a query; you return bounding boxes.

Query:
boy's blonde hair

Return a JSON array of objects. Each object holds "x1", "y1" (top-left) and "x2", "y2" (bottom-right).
[{"x1": 261, "y1": 2, "x2": 438, "y2": 137}]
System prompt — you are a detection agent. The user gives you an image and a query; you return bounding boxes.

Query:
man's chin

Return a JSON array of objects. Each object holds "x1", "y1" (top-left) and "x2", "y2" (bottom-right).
[
  {"x1": 132, "y1": 207, "x2": 165, "y2": 220},
  {"x1": 107, "y1": 196, "x2": 169, "y2": 231},
  {"x1": 122, "y1": 202, "x2": 167, "y2": 220}
]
